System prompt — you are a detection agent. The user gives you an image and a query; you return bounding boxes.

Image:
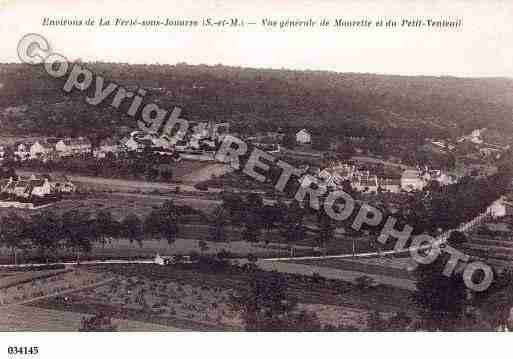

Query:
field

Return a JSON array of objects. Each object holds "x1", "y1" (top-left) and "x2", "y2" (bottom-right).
[
  {"x1": 172, "y1": 160, "x2": 217, "y2": 181},
  {"x1": 179, "y1": 163, "x2": 233, "y2": 185},
  {"x1": 0, "y1": 257, "x2": 417, "y2": 331},
  {"x1": 0, "y1": 266, "x2": 183, "y2": 331},
  {"x1": 96, "y1": 264, "x2": 414, "y2": 314},
  {"x1": 295, "y1": 257, "x2": 415, "y2": 281},
  {"x1": 0, "y1": 191, "x2": 213, "y2": 220},
  {"x1": 27, "y1": 263, "x2": 408, "y2": 330},
  {"x1": 0, "y1": 305, "x2": 181, "y2": 331},
  {"x1": 197, "y1": 170, "x2": 276, "y2": 193},
  {"x1": 16, "y1": 159, "x2": 214, "y2": 190},
  {"x1": 32, "y1": 272, "x2": 244, "y2": 330},
  {"x1": 0, "y1": 268, "x2": 112, "y2": 306}
]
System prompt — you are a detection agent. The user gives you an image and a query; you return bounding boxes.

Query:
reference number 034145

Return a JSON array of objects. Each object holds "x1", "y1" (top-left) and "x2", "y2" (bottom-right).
[{"x1": 8, "y1": 346, "x2": 39, "y2": 355}]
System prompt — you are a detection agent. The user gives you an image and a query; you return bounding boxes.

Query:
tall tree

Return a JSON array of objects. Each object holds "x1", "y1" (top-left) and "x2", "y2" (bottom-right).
[
  {"x1": 121, "y1": 213, "x2": 144, "y2": 247},
  {"x1": 413, "y1": 256, "x2": 467, "y2": 330},
  {"x1": 231, "y1": 272, "x2": 320, "y2": 331},
  {"x1": 281, "y1": 133, "x2": 296, "y2": 149},
  {"x1": 317, "y1": 212, "x2": 334, "y2": 254},
  {"x1": 29, "y1": 211, "x2": 62, "y2": 262},
  {"x1": 145, "y1": 200, "x2": 180, "y2": 246},
  {"x1": 95, "y1": 210, "x2": 118, "y2": 247},
  {"x1": 242, "y1": 215, "x2": 262, "y2": 243},
  {"x1": 209, "y1": 206, "x2": 228, "y2": 242},
  {"x1": 280, "y1": 201, "x2": 306, "y2": 243},
  {"x1": 241, "y1": 193, "x2": 264, "y2": 242},
  {"x1": 261, "y1": 205, "x2": 282, "y2": 241},
  {"x1": 198, "y1": 240, "x2": 209, "y2": 254},
  {"x1": 0, "y1": 213, "x2": 28, "y2": 264},
  {"x1": 61, "y1": 210, "x2": 93, "y2": 263}
]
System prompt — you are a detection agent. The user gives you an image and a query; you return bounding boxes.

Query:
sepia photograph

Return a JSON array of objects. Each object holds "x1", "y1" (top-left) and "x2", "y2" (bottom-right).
[{"x1": 0, "y1": 0, "x2": 513, "y2": 357}]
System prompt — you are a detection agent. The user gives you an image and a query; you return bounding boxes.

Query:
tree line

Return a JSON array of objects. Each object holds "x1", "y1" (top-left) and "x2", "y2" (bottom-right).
[{"x1": 0, "y1": 200, "x2": 179, "y2": 264}]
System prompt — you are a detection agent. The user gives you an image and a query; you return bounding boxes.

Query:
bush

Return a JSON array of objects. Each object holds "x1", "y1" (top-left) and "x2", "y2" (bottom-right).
[
  {"x1": 447, "y1": 231, "x2": 467, "y2": 247},
  {"x1": 355, "y1": 275, "x2": 375, "y2": 290},
  {"x1": 194, "y1": 182, "x2": 209, "y2": 191}
]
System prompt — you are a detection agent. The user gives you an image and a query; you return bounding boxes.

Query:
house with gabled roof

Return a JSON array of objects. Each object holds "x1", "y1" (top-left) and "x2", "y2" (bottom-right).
[
  {"x1": 125, "y1": 136, "x2": 156, "y2": 152},
  {"x1": 296, "y1": 129, "x2": 311, "y2": 144},
  {"x1": 29, "y1": 177, "x2": 52, "y2": 197},
  {"x1": 0, "y1": 178, "x2": 15, "y2": 194},
  {"x1": 94, "y1": 138, "x2": 123, "y2": 158},
  {"x1": 401, "y1": 170, "x2": 426, "y2": 192},
  {"x1": 45, "y1": 174, "x2": 76, "y2": 193},
  {"x1": 55, "y1": 137, "x2": 92, "y2": 157},
  {"x1": 14, "y1": 141, "x2": 34, "y2": 161},
  {"x1": 1, "y1": 174, "x2": 59, "y2": 200},
  {"x1": 12, "y1": 178, "x2": 32, "y2": 199},
  {"x1": 30, "y1": 140, "x2": 55, "y2": 160}
]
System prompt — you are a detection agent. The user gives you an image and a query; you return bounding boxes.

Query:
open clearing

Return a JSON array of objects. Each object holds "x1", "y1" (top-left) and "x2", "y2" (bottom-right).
[
  {"x1": 179, "y1": 163, "x2": 234, "y2": 184},
  {"x1": 0, "y1": 192, "x2": 213, "y2": 221},
  {"x1": 0, "y1": 304, "x2": 182, "y2": 331}
]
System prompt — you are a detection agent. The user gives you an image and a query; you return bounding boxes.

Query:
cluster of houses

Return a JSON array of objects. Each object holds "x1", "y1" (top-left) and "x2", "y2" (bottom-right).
[
  {"x1": 0, "y1": 126, "x2": 308, "y2": 165},
  {"x1": 0, "y1": 121, "x2": 232, "y2": 163},
  {"x1": 311, "y1": 161, "x2": 459, "y2": 194},
  {"x1": 2, "y1": 137, "x2": 94, "y2": 163},
  {"x1": 246, "y1": 131, "x2": 284, "y2": 153},
  {"x1": 293, "y1": 126, "x2": 511, "y2": 160},
  {"x1": 286, "y1": 126, "x2": 512, "y2": 194},
  {"x1": 0, "y1": 174, "x2": 75, "y2": 202},
  {"x1": 400, "y1": 168, "x2": 457, "y2": 192},
  {"x1": 426, "y1": 127, "x2": 511, "y2": 158},
  {"x1": 0, "y1": 134, "x2": 165, "y2": 163},
  {"x1": 316, "y1": 163, "x2": 399, "y2": 192}
]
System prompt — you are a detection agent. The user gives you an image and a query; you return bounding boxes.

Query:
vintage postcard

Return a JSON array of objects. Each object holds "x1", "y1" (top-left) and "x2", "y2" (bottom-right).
[{"x1": 0, "y1": 0, "x2": 512, "y2": 357}]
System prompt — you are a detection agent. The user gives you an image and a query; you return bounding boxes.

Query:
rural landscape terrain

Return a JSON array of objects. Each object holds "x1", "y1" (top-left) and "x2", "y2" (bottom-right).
[{"x1": 1, "y1": 62, "x2": 513, "y2": 331}]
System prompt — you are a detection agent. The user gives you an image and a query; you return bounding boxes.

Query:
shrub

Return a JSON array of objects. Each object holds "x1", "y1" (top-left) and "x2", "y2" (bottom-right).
[{"x1": 355, "y1": 275, "x2": 375, "y2": 290}]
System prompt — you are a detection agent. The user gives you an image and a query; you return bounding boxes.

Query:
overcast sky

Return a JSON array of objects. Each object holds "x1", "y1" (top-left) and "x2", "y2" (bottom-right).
[{"x1": 0, "y1": 0, "x2": 512, "y2": 78}]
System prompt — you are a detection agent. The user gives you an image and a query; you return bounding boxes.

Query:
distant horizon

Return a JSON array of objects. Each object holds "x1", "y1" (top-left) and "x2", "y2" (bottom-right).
[
  {"x1": 1, "y1": 0, "x2": 512, "y2": 79},
  {"x1": 2, "y1": 61, "x2": 512, "y2": 81}
]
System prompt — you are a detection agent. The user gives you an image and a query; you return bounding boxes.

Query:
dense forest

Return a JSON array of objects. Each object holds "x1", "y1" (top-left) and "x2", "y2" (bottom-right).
[{"x1": 1, "y1": 62, "x2": 513, "y2": 140}]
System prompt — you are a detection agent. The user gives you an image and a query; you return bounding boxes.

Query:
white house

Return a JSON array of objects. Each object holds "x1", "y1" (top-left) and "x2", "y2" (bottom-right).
[
  {"x1": 30, "y1": 177, "x2": 53, "y2": 197},
  {"x1": 296, "y1": 129, "x2": 311, "y2": 144},
  {"x1": 377, "y1": 178, "x2": 402, "y2": 193},
  {"x1": 55, "y1": 137, "x2": 92, "y2": 157},
  {"x1": 30, "y1": 141, "x2": 54, "y2": 160},
  {"x1": 151, "y1": 136, "x2": 173, "y2": 150},
  {"x1": 1, "y1": 175, "x2": 52, "y2": 198},
  {"x1": 213, "y1": 122, "x2": 230, "y2": 140},
  {"x1": 122, "y1": 137, "x2": 153, "y2": 152},
  {"x1": 429, "y1": 171, "x2": 456, "y2": 186},
  {"x1": 470, "y1": 129, "x2": 485, "y2": 144},
  {"x1": 354, "y1": 176, "x2": 379, "y2": 193},
  {"x1": 401, "y1": 170, "x2": 426, "y2": 191},
  {"x1": 190, "y1": 122, "x2": 211, "y2": 140},
  {"x1": 488, "y1": 197, "x2": 507, "y2": 218},
  {"x1": 14, "y1": 141, "x2": 33, "y2": 161},
  {"x1": 13, "y1": 179, "x2": 32, "y2": 199},
  {"x1": 46, "y1": 174, "x2": 76, "y2": 193},
  {"x1": 430, "y1": 140, "x2": 455, "y2": 151},
  {"x1": 318, "y1": 169, "x2": 338, "y2": 188},
  {"x1": 95, "y1": 138, "x2": 122, "y2": 158},
  {"x1": 458, "y1": 128, "x2": 485, "y2": 144}
]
